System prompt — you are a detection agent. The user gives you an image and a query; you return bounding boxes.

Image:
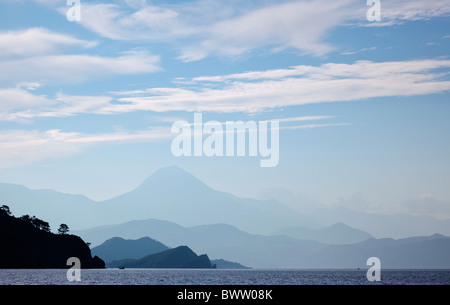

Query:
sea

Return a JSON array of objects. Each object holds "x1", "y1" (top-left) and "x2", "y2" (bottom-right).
[{"x1": 1, "y1": 269, "x2": 449, "y2": 285}]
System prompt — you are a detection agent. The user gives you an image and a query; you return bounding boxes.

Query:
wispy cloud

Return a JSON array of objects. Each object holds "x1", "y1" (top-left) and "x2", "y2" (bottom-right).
[
  {"x1": 358, "y1": 0, "x2": 450, "y2": 27},
  {"x1": 2, "y1": 59, "x2": 450, "y2": 121},
  {"x1": 340, "y1": 47, "x2": 377, "y2": 55},
  {"x1": 0, "y1": 87, "x2": 54, "y2": 112},
  {"x1": 0, "y1": 127, "x2": 171, "y2": 169},
  {"x1": 0, "y1": 28, "x2": 97, "y2": 57},
  {"x1": 113, "y1": 59, "x2": 450, "y2": 113},
  {"x1": 55, "y1": 0, "x2": 358, "y2": 61},
  {"x1": 381, "y1": 0, "x2": 450, "y2": 22},
  {"x1": 178, "y1": 115, "x2": 339, "y2": 128},
  {"x1": 0, "y1": 50, "x2": 160, "y2": 84},
  {"x1": 177, "y1": 0, "x2": 356, "y2": 61},
  {"x1": 60, "y1": 1, "x2": 201, "y2": 41},
  {"x1": 0, "y1": 115, "x2": 345, "y2": 168},
  {"x1": 0, "y1": 27, "x2": 160, "y2": 85},
  {"x1": 26, "y1": 0, "x2": 450, "y2": 61},
  {"x1": 0, "y1": 88, "x2": 114, "y2": 121}
]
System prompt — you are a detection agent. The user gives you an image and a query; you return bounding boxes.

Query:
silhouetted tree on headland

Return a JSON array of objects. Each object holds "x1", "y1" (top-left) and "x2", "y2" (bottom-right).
[
  {"x1": 1, "y1": 208, "x2": 50, "y2": 232},
  {"x1": 58, "y1": 224, "x2": 69, "y2": 235},
  {"x1": 0, "y1": 205, "x2": 106, "y2": 269},
  {"x1": 0, "y1": 205, "x2": 11, "y2": 216},
  {"x1": 19, "y1": 215, "x2": 51, "y2": 233}
]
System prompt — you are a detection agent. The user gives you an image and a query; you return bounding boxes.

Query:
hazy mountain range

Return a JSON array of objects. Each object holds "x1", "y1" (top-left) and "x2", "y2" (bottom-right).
[
  {"x1": 303, "y1": 207, "x2": 450, "y2": 240},
  {"x1": 75, "y1": 218, "x2": 450, "y2": 269},
  {"x1": 2, "y1": 166, "x2": 450, "y2": 268},
  {"x1": 0, "y1": 167, "x2": 306, "y2": 234},
  {"x1": 2, "y1": 166, "x2": 450, "y2": 239},
  {"x1": 76, "y1": 218, "x2": 323, "y2": 268},
  {"x1": 306, "y1": 234, "x2": 450, "y2": 269},
  {"x1": 271, "y1": 223, "x2": 373, "y2": 245}
]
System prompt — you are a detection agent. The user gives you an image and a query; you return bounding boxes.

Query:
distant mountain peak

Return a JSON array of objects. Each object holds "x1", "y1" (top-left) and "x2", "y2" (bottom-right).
[
  {"x1": 136, "y1": 166, "x2": 210, "y2": 191},
  {"x1": 328, "y1": 222, "x2": 347, "y2": 228},
  {"x1": 431, "y1": 233, "x2": 447, "y2": 239},
  {"x1": 150, "y1": 166, "x2": 194, "y2": 179},
  {"x1": 153, "y1": 166, "x2": 189, "y2": 176}
]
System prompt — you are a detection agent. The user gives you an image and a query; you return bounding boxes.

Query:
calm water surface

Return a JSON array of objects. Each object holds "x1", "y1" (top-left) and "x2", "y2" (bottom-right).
[{"x1": 1, "y1": 269, "x2": 449, "y2": 285}]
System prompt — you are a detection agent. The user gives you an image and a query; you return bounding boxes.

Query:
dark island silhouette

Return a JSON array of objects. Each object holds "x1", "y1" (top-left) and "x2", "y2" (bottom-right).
[
  {"x1": 0, "y1": 205, "x2": 105, "y2": 269},
  {"x1": 92, "y1": 236, "x2": 250, "y2": 269},
  {"x1": 91, "y1": 237, "x2": 170, "y2": 263},
  {"x1": 108, "y1": 246, "x2": 213, "y2": 269}
]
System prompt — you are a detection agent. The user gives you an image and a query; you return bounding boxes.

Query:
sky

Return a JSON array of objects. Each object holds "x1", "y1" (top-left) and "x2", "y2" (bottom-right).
[{"x1": 0, "y1": 0, "x2": 449, "y2": 219}]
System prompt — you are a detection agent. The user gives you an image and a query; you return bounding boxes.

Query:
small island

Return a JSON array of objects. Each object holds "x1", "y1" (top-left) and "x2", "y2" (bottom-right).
[{"x1": 108, "y1": 246, "x2": 213, "y2": 269}]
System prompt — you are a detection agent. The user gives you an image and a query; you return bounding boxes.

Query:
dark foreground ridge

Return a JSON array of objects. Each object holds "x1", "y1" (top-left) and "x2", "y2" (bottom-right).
[
  {"x1": 0, "y1": 207, "x2": 105, "y2": 269},
  {"x1": 108, "y1": 246, "x2": 213, "y2": 269}
]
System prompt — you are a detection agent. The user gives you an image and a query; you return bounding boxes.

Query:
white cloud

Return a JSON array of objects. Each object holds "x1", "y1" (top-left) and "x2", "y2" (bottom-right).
[
  {"x1": 63, "y1": 0, "x2": 357, "y2": 60},
  {"x1": 0, "y1": 127, "x2": 171, "y2": 169},
  {"x1": 179, "y1": 0, "x2": 357, "y2": 61},
  {"x1": 0, "y1": 91, "x2": 114, "y2": 121},
  {"x1": 340, "y1": 47, "x2": 377, "y2": 56},
  {"x1": 177, "y1": 115, "x2": 343, "y2": 130},
  {"x1": 192, "y1": 59, "x2": 450, "y2": 82},
  {"x1": 70, "y1": 2, "x2": 194, "y2": 41},
  {"x1": 26, "y1": 0, "x2": 450, "y2": 61},
  {"x1": 18, "y1": 82, "x2": 43, "y2": 91},
  {"x1": 0, "y1": 87, "x2": 54, "y2": 112},
  {"x1": 358, "y1": 0, "x2": 450, "y2": 26},
  {"x1": 0, "y1": 129, "x2": 83, "y2": 169},
  {"x1": 0, "y1": 115, "x2": 342, "y2": 169},
  {"x1": 0, "y1": 28, "x2": 97, "y2": 57},
  {"x1": 0, "y1": 27, "x2": 161, "y2": 85},
  {"x1": 1, "y1": 59, "x2": 449, "y2": 121},
  {"x1": 71, "y1": 3, "x2": 134, "y2": 41},
  {"x1": 381, "y1": 0, "x2": 450, "y2": 22},
  {"x1": 113, "y1": 59, "x2": 450, "y2": 113},
  {"x1": 0, "y1": 50, "x2": 160, "y2": 84},
  {"x1": 192, "y1": 67, "x2": 311, "y2": 82}
]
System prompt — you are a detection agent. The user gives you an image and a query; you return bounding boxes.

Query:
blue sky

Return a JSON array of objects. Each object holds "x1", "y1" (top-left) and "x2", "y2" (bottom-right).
[{"x1": 0, "y1": 0, "x2": 449, "y2": 219}]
